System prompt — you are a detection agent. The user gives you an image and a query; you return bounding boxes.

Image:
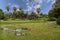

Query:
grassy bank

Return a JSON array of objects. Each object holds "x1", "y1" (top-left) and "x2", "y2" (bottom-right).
[{"x1": 0, "y1": 21, "x2": 60, "y2": 40}]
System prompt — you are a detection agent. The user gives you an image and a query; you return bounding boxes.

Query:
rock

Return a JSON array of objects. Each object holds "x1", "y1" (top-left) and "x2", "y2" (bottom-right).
[
  {"x1": 0, "y1": 27, "x2": 9, "y2": 31},
  {"x1": 3, "y1": 27, "x2": 9, "y2": 31},
  {"x1": 16, "y1": 33, "x2": 21, "y2": 36},
  {"x1": 21, "y1": 28, "x2": 31, "y2": 31},
  {"x1": 13, "y1": 28, "x2": 22, "y2": 32},
  {"x1": 22, "y1": 28, "x2": 28, "y2": 30},
  {"x1": 22, "y1": 33, "x2": 25, "y2": 36}
]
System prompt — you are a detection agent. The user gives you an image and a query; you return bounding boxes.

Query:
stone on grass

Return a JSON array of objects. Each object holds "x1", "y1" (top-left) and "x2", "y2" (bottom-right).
[
  {"x1": 16, "y1": 33, "x2": 21, "y2": 36},
  {"x1": 3, "y1": 27, "x2": 9, "y2": 31},
  {"x1": 0, "y1": 27, "x2": 9, "y2": 31},
  {"x1": 21, "y1": 28, "x2": 31, "y2": 31}
]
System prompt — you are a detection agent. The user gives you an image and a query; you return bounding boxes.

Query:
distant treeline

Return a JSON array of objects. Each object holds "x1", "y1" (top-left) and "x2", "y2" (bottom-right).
[{"x1": 0, "y1": 6, "x2": 48, "y2": 20}]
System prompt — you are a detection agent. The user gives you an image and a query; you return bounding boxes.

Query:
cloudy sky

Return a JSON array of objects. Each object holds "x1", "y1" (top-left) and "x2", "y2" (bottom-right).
[{"x1": 0, "y1": 0, "x2": 55, "y2": 13}]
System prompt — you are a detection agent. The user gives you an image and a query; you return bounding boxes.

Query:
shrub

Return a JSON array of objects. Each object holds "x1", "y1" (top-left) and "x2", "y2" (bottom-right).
[
  {"x1": 48, "y1": 18, "x2": 56, "y2": 21},
  {"x1": 4, "y1": 14, "x2": 9, "y2": 21},
  {"x1": 56, "y1": 18, "x2": 60, "y2": 25}
]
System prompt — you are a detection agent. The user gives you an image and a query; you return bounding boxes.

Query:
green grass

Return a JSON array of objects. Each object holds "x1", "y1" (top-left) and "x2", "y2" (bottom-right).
[
  {"x1": 0, "y1": 18, "x2": 48, "y2": 24},
  {"x1": 0, "y1": 18, "x2": 60, "y2": 40}
]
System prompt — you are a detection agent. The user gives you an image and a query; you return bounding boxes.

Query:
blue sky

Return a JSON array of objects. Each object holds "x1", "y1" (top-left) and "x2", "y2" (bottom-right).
[{"x1": 0, "y1": 0, "x2": 55, "y2": 14}]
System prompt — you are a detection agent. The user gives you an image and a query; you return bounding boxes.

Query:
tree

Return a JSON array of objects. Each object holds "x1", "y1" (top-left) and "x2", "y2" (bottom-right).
[
  {"x1": 36, "y1": 7, "x2": 41, "y2": 18},
  {"x1": 52, "y1": 0, "x2": 60, "y2": 18},
  {"x1": 48, "y1": 0, "x2": 60, "y2": 24},
  {"x1": 0, "y1": 9, "x2": 4, "y2": 20},
  {"x1": 6, "y1": 6, "x2": 10, "y2": 19},
  {"x1": 24, "y1": 11, "x2": 28, "y2": 19},
  {"x1": 48, "y1": 7, "x2": 57, "y2": 21},
  {"x1": 36, "y1": 7, "x2": 41, "y2": 14},
  {"x1": 13, "y1": 6, "x2": 17, "y2": 19},
  {"x1": 6, "y1": 6, "x2": 10, "y2": 12},
  {"x1": 54, "y1": 0, "x2": 60, "y2": 25},
  {"x1": 17, "y1": 6, "x2": 24, "y2": 19},
  {"x1": 13, "y1": 7, "x2": 17, "y2": 12},
  {"x1": 28, "y1": 11, "x2": 38, "y2": 20},
  {"x1": 19, "y1": 6, "x2": 22, "y2": 10}
]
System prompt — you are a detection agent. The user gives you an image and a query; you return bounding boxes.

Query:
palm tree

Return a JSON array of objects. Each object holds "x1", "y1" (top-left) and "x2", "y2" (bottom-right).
[
  {"x1": 13, "y1": 6, "x2": 17, "y2": 19},
  {"x1": 13, "y1": 6, "x2": 17, "y2": 12},
  {"x1": 36, "y1": 8, "x2": 41, "y2": 14},
  {"x1": 19, "y1": 6, "x2": 22, "y2": 10},
  {"x1": 18, "y1": 6, "x2": 24, "y2": 19},
  {"x1": 6, "y1": 6, "x2": 10, "y2": 18},
  {"x1": 6, "y1": 6, "x2": 10, "y2": 12},
  {"x1": 36, "y1": 8, "x2": 41, "y2": 18}
]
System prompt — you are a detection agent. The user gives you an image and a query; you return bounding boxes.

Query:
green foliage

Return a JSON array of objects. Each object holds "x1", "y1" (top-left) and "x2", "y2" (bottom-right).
[
  {"x1": 24, "y1": 12, "x2": 28, "y2": 19},
  {"x1": 12, "y1": 11, "x2": 17, "y2": 19},
  {"x1": 48, "y1": 18, "x2": 56, "y2": 21},
  {"x1": 12, "y1": 7, "x2": 17, "y2": 19},
  {"x1": 0, "y1": 9, "x2": 4, "y2": 20},
  {"x1": 36, "y1": 8, "x2": 41, "y2": 14},
  {"x1": 56, "y1": 18, "x2": 60, "y2": 25},
  {"x1": 40, "y1": 13, "x2": 48, "y2": 18},
  {"x1": 48, "y1": 8, "x2": 55, "y2": 18},
  {"x1": 48, "y1": 0, "x2": 60, "y2": 21},
  {"x1": 6, "y1": 6, "x2": 10, "y2": 12},
  {"x1": 13, "y1": 7, "x2": 17, "y2": 11},
  {"x1": 27, "y1": 12, "x2": 38, "y2": 20},
  {"x1": 48, "y1": 8, "x2": 56, "y2": 21},
  {"x1": 54, "y1": 8, "x2": 60, "y2": 18},
  {"x1": 52, "y1": 0, "x2": 60, "y2": 18},
  {"x1": 4, "y1": 14, "x2": 9, "y2": 20}
]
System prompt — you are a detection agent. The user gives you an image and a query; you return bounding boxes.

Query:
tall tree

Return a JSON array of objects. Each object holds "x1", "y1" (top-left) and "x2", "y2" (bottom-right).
[
  {"x1": 6, "y1": 6, "x2": 10, "y2": 12},
  {"x1": 36, "y1": 8, "x2": 41, "y2": 18},
  {"x1": 13, "y1": 6, "x2": 17, "y2": 12},
  {"x1": 19, "y1": 6, "x2": 22, "y2": 10},
  {"x1": 18, "y1": 6, "x2": 24, "y2": 19},
  {"x1": 0, "y1": 9, "x2": 4, "y2": 20},
  {"x1": 36, "y1": 8, "x2": 41, "y2": 14},
  {"x1": 6, "y1": 6, "x2": 10, "y2": 18},
  {"x1": 48, "y1": 0, "x2": 60, "y2": 24},
  {"x1": 52, "y1": 0, "x2": 60, "y2": 18},
  {"x1": 13, "y1": 6, "x2": 17, "y2": 19}
]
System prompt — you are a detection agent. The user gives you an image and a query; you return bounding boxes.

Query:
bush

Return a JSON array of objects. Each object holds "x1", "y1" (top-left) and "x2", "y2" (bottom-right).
[
  {"x1": 4, "y1": 15, "x2": 9, "y2": 21},
  {"x1": 48, "y1": 18, "x2": 56, "y2": 21},
  {"x1": 56, "y1": 18, "x2": 60, "y2": 25}
]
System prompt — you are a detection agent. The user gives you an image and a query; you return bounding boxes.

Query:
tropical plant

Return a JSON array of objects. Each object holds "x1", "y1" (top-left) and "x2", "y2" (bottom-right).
[{"x1": 36, "y1": 7, "x2": 41, "y2": 14}]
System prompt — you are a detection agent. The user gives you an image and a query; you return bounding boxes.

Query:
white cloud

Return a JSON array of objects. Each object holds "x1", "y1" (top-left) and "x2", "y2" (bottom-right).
[
  {"x1": 51, "y1": 0, "x2": 55, "y2": 4},
  {"x1": 23, "y1": 0, "x2": 55, "y2": 12},
  {"x1": 34, "y1": 4, "x2": 40, "y2": 9},
  {"x1": 23, "y1": 0, "x2": 29, "y2": 2},
  {"x1": 8, "y1": 3, "x2": 11, "y2": 6},
  {"x1": 26, "y1": 2, "x2": 29, "y2": 5},
  {"x1": 34, "y1": 0, "x2": 43, "y2": 4},
  {"x1": 47, "y1": 0, "x2": 51, "y2": 3},
  {"x1": 17, "y1": 9, "x2": 19, "y2": 11},
  {"x1": 25, "y1": 0, "x2": 42, "y2": 12},
  {"x1": 47, "y1": 0, "x2": 55, "y2": 4}
]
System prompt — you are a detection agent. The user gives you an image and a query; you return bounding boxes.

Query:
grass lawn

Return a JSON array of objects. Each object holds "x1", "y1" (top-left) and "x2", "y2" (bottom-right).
[
  {"x1": 0, "y1": 18, "x2": 48, "y2": 24},
  {"x1": 0, "y1": 18, "x2": 60, "y2": 40}
]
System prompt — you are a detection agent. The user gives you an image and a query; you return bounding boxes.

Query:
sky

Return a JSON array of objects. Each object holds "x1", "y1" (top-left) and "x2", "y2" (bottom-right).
[{"x1": 0, "y1": 0, "x2": 55, "y2": 14}]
